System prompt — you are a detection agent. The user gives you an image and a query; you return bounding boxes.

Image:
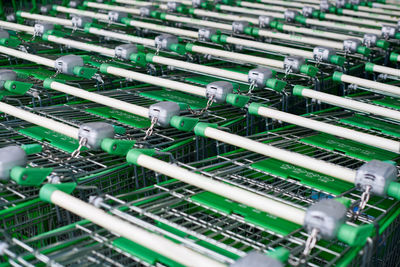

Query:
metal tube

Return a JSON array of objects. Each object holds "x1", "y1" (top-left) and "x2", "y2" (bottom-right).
[
  {"x1": 370, "y1": 64, "x2": 400, "y2": 77},
  {"x1": 85, "y1": 1, "x2": 141, "y2": 15},
  {"x1": 48, "y1": 190, "x2": 227, "y2": 267},
  {"x1": 299, "y1": 88, "x2": 400, "y2": 122},
  {"x1": 202, "y1": 127, "x2": 357, "y2": 183},
  {"x1": 151, "y1": 55, "x2": 249, "y2": 82},
  {"x1": 217, "y1": 5, "x2": 285, "y2": 19},
  {"x1": 86, "y1": 26, "x2": 156, "y2": 46},
  {"x1": 257, "y1": 29, "x2": 344, "y2": 50},
  {"x1": 339, "y1": 73, "x2": 400, "y2": 97},
  {"x1": 256, "y1": 106, "x2": 400, "y2": 152},
  {"x1": 224, "y1": 36, "x2": 314, "y2": 58},
  {"x1": 0, "y1": 20, "x2": 34, "y2": 34},
  {"x1": 136, "y1": 154, "x2": 306, "y2": 225},
  {"x1": 301, "y1": 18, "x2": 382, "y2": 35},
  {"x1": 103, "y1": 65, "x2": 207, "y2": 97},
  {"x1": 188, "y1": 44, "x2": 285, "y2": 69},
  {"x1": 18, "y1": 11, "x2": 73, "y2": 26},
  {"x1": 54, "y1": 6, "x2": 109, "y2": 20},
  {"x1": 45, "y1": 35, "x2": 116, "y2": 56},
  {"x1": 47, "y1": 81, "x2": 150, "y2": 118},
  {"x1": 0, "y1": 102, "x2": 79, "y2": 139},
  {"x1": 0, "y1": 45, "x2": 55, "y2": 67}
]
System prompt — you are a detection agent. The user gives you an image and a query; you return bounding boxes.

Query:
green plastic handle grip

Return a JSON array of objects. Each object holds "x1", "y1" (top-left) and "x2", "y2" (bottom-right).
[
  {"x1": 10, "y1": 166, "x2": 53, "y2": 186},
  {"x1": 387, "y1": 181, "x2": 400, "y2": 200},
  {"x1": 101, "y1": 138, "x2": 136, "y2": 156},
  {"x1": 169, "y1": 116, "x2": 199, "y2": 132},
  {"x1": 4, "y1": 80, "x2": 33, "y2": 95},
  {"x1": 336, "y1": 223, "x2": 374, "y2": 246}
]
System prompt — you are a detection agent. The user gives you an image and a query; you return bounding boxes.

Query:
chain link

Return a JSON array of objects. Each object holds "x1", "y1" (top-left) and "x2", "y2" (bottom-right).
[
  {"x1": 353, "y1": 185, "x2": 372, "y2": 220},
  {"x1": 143, "y1": 117, "x2": 158, "y2": 140},
  {"x1": 68, "y1": 137, "x2": 87, "y2": 160},
  {"x1": 283, "y1": 65, "x2": 292, "y2": 81},
  {"x1": 246, "y1": 80, "x2": 256, "y2": 95},
  {"x1": 315, "y1": 54, "x2": 322, "y2": 68},
  {"x1": 289, "y1": 228, "x2": 319, "y2": 266},
  {"x1": 155, "y1": 44, "x2": 161, "y2": 56},
  {"x1": 187, "y1": 95, "x2": 214, "y2": 116},
  {"x1": 49, "y1": 69, "x2": 61, "y2": 79}
]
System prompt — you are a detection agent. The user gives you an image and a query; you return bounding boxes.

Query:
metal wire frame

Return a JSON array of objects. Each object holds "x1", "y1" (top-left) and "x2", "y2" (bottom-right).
[
  {"x1": 0, "y1": 221, "x2": 174, "y2": 266},
  {"x1": 3, "y1": 178, "x2": 372, "y2": 267}
]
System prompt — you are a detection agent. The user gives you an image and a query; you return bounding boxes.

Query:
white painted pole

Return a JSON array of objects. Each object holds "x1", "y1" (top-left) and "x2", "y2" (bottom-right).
[
  {"x1": 257, "y1": 29, "x2": 344, "y2": 50},
  {"x1": 217, "y1": 5, "x2": 285, "y2": 19},
  {"x1": 156, "y1": 0, "x2": 192, "y2": 4},
  {"x1": 372, "y1": 2, "x2": 400, "y2": 11},
  {"x1": 357, "y1": 5, "x2": 400, "y2": 16},
  {"x1": 162, "y1": 14, "x2": 233, "y2": 31},
  {"x1": 54, "y1": 6, "x2": 109, "y2": 20},
  {"x1": 259, "y1": 0, "x2": 318, "y2": 9},
  {"x1": 47, "y1": 190, "x2": 227, "y2": 267},
  {"x1": 280, "y1": 24, "x2": 360, "y2": 41},
  {"x1": 115, "y1": 0, "x2": 158, "y2": 6},
  {"x1": 255, "y1": 106, "x2": 400, "y2": 152},
  {"x1": 338, "y1": 73, "x2": 400, "y2": 97},
  {"x1": 86, "y1": 27, "x2": 156, "y2": 46},
  {"x1": 369, "y1": 64, "x2": 400, "y2": 77},
  {"x1": 340, "y1": 9, "x2": 399, "y2": 22},
  {"x1": 0, "y1": 46, "x2": 55, "y2": 68},
  {"x1": 0, "y1": 20, "x2": 35, "y2": 34},
  {"x1": 239, "y1": 1, "x2": 298, "y2": 13},
  {"x1": 188, "y1": 44, "x2": 285, "y2": 69},
  {"x1": 47, "y1": 81, "x2": 150, "y2": 118},
  {"x1": 150, "y1": 55, "x2": 249, "y2": 82},
  {"x1": 201, "y1": 126, "x2": 357, "y2": 183},
  {"x1": 223, "y1": 36, "x2": 315, "y2": 59},
  {"x1": 0, "y1": 102, "x2": 79, "y2": 139},
  {"x1": 191, "y1": 9, "x2": 259, "y2": 24},
  {"x1": 323, "y1": 13, "x2": 396, "y2": 28},
  {"x1": 126, "y1": 19, "x2": 199, "y2": 39},
  {"x1": 301, "y1": 18, "x2": 382, "y2": 35},
  {"x1": 85, "y1": 2, "x2": 141, "y2": 15},
  {"x1": 45, "y1": 35, "x2": 116, "y2": 56},
  {"x1": 103, "y1": 65, "x2": 207, "y2": 97},
  {"x1": 18, "y1": 11, "x2": 73, "y2": 26},
  {"x1": 136, "y1": 153, "x2": 306, "y2": 225},
  {"x1": 298, "y1": 88, "x2": 400, "y2": 122}
]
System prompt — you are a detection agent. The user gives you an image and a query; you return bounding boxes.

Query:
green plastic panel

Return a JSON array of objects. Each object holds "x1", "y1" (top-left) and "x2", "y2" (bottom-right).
[
  {"x1": 340, "y1": 115, "x2": 400, "y2": 138},
  {"x1": 113, "y1": 238, "x2": 184, "y2": 267},
  {"x1": 139, "y1": 89, "x2": 209, "y2": 109},
  {"x1": 191, "y1": 192, "x2": 299, "y2": 235},
  {"x1": 301, "y1": 133, "x2": 398, "y2": 161},
  {"x1": 251, "y1": 159, "x2": 353, "y2": 195},
  {"x1": 19, "y1": 126, "x2": 85, "y2": 153},
  {"x1": 86, "y1": 107, "x2": 151, "y2": 128},
  {"x1": 13, "y1": 68, "x2": 83, "y2": 81},
  {"x1": 372, "y1": 97, "x2": 400, "y2": 110},
  {"x1": 155, "y1": 221, "x2": 240, "y2": 260}
]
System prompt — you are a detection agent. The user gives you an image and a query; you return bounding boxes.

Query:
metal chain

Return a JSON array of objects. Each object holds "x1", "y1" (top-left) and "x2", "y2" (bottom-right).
[
  {"x1": 289, "y1": 228, "x2": 319, "y2": 266},
  {"x1": 155, "y1": 44, "x2": 161, "y2": 56},
  {"x1": 315, "y1": 54, "x2": 322, "y2": 68},
  {"x1": 246, "y1": 80, "x2": 256, "y2": 95},
  {"x1": 68, "y1": 137, "x2": 87, "y2": 160},
  {"x1": 283, "y1": 65, "x2": 292, "y2": 81},
  {"x1": 353, "y1": 185, "x2": 372, "y2": 220},
  {"x1": 187, "y1": 95, "x2": 214, "y2": 116},
  {"x1": 72, "y1": 24, "x2": 78, "y2": 33},
  {"x1": 143, "y1": 117, "x2": 158, "y2": 140},
  {"x1": 49, "y1": 69, "x2": 61, "y2": 79},
  {"x1": 30, "y1": 30, "x2": 38, "y2": 41}
]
